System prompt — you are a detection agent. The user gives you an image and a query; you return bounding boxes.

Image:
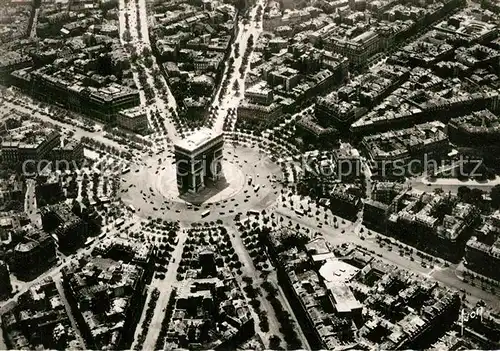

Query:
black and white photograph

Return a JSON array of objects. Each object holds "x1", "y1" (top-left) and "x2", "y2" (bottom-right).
[{"x1": 0, "y1": 0, "x2": 499, "y2": 349}]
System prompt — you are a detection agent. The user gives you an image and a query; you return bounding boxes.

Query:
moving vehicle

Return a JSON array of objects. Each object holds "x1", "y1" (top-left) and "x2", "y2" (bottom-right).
[
  {"x1": 201, "y1": 210, "x2": 210, "y2": 218},
  {"x1": 121, "y1": 167, "x2": 131, "y2": 175}
]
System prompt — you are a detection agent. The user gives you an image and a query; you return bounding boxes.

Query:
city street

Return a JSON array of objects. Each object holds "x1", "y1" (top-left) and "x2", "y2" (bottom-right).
[
  {"x1": 1, "y1": 99, "x2": 128, "y2": 153},
  {"x1": 2, "y1": 0, "x2": 500, "y2": 349},
  {"x1": 226, "y1": 225, "x2": 311, "y2": 349},
  {"x1": 140, "y1": 227, "x2": 188, "y2": 350},
  {"x1": 24, "y1": 179, "x2": 40, "y2": 227},
  {"x1": 409, "y1": 175, "x2": 500, "y2": 194},
  {"x1": 120, "y1": 144, "x2": 282, "y2": 224},
  {"x1": 54, "y1": 274, "x2": 86, "y2": 348},
  {"x1": 274, "y1": 201, "x2": 500, "y2": 310},
  {"x1": 118, "y1": 0, "x2": 178, "y2": 144},
  {"x1": 211, "y1": 0, "x2": 266, "y2": 133}
]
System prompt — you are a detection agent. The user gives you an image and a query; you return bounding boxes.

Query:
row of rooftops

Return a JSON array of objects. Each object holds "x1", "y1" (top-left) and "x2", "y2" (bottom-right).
[
  {"x1": 13, "y1": 225, "x2": 53, "y2": 253},
  {"x1": 275, "y1": 234, "x2": 461, "y2": 350},
  {"x1": 391, "y1": 191, "x2": 476, "y2": 240},
  {"x1": 166, "y1": 246, "x2": 252, "y2": 349},
  {"x1": 32, "y1": 66, "x2": 138, "y2": 102},
  {"x1": 449, "y1": 109, "x2": 500, "y2": 134},
  {"x1": 94, "y1": 236, "x2": 153, "y2": 262},
  {"x1": 154, "y1": 2, "x2": 235, "y2": 25},
  {"x1": 362, "y1": 121, "x2": 447, "y2": 160},
  {"x1": 1, "y1": 129, "x2": 59, "y2": 150},
  {"x1": 0, "y1": 276, "x2": 83, "y2": 350},
  {"x1": 70, "y1": 260, "x2": 142, "y2": 291},
  {"x1": 42, "y1": 202, "x2": 82, "y2": 229},
  {"x1": 317, "y1": 63, "x2": 408, "y2": 113},
  {"x1": 455, "y1": 44, "x2": 500, "y2": 67},
  {"x1": 352, "y1": 83, "x2": 499, "y2": 130},
  {"x1": 263, "y1": 0, "x2": 459, "y2": 47},
  {"x1": 302, "y1": 7, "x2": 496, "y2": 130},
  {"x1": 466, "y1": 209, "x2": 500, "y2": 258},
  {"x1": 297, "y1": 114, "x2": 337, "y2": 136},
  {"x1": 62, "y1": 255, "x2": 145, "y2": 347},
  {"x1": 148, "y1": 1, "x2": 237, "y2": 106},
  {"x1": 434, "y1": 13, "x2": 497, "y2": 41},
  {"x1": 0, "y1": 1, "x2": 31, "y2": 44},
  {"x1": 467, "y1": 235, "x2": 500, "y2": 258},
  {"x1": 244, "y1": 44, "x2": 349, "y2": 111}
]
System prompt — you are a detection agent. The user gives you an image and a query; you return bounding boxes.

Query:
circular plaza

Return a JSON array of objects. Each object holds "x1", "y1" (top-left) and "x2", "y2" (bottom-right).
[{"x1": 120, "y1": 140, "x2": 283, "y2": 224}]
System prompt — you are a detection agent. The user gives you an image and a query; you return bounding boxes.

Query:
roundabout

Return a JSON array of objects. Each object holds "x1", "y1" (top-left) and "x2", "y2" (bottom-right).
[
  {"x1": 121, "y1": 143, "x2": 284, "y2": 224},
  {"x1": 154, "y1": 156, "x2": 247, "y2": 205}
]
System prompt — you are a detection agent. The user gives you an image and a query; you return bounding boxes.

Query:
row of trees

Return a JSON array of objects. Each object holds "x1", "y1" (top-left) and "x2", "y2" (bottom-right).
[
  {"x1": 239, "y1": 34, "x2": 254, "y2": 78},
  {"x1": 133, "y1": 288, "x2": 160, "y2": 350},
  {"x1": 240, "y1": 225, "x2": 272, "y2": 271},
  {"x1": 177, "y1": 226, "x2": 243, "y2": 279},
  {"x1": 254, "y1": 5, "x2": 262, "y2": 22},
  {"x1": 463, "y1": 270, "x2": 498, "y2": 294},
  {"x1": 241, "y1": 277, "x2": 270, "y2": 333},
  {"x1": 135, "y1": 0, "x2": 142, "y2": 41},
  {"x1": 121, "y1": 0, "x2": 143, "y2": 42},
  {"x1": 154, "y1": 288, "x2": 177, "y2": 350},
  {"x1": 223, "y1": 108, "x2": 239, "y2": 131},
  {"x1": 455, "y1": 184, "x2": 500, "y2": 211},
  {"x1": 489, "y1": 184, "x2": 500, "y2": 209},
  {"x1": 104, "y1": 126, "x2": 153, "y2": 146},
  {"x1": 262, "y1": 281, "x2": 302, "y2": 349},
  {"x1": 81, "y1": 136, "x2": 133, "y2": 160}
]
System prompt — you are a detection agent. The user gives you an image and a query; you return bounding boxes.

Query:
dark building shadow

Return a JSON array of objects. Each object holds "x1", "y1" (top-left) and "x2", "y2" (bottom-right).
[{"x1": 179, "y1": 173, "x2": 229, "y2": 205}]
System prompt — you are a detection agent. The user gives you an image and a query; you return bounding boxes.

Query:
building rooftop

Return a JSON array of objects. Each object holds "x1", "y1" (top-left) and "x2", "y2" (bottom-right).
[
  {"x1": 94, "y1": 236, "x2": 153, "y2": 263},
  {"x1": 319, "y1": 259, "x2": 360, "y2": 285},
  {"x1": 62, "y1": 256, "x2": 145, "y2": 349},
  {"x1": 119, "y1": 106, "x2": 147, "y2": 119},
  {"x1": 174, "y1": 127, "x2": 223, "y2": 153},
  {"x1": 434, "y1": 13, "x2": 497, "y2": 42},
  {"x1": 0, "y1": 277, "x2": 82, "y2": 349},
  {"x1": 329, "y1": 283, "x2": 363, "y2": 313}
]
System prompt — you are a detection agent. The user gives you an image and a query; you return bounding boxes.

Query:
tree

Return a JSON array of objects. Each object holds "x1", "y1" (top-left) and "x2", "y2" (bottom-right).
[
  {"x1": 235, "y1": 0, "x2": 246, "y2": 10},
  {"x1": 458, "y1": 186, "x2": 471, "y2": 202},
  {"x1": 314, "y1": 36, "x2": 325, "y2": 50},
  {"x1": 490, "y1": 185, "x2": 500, "y2": 209},
  {"x1": 469, "y1": 188, "x2": 484, "y2": 204},
  {"x1": 434, "y1": 188, "x2": 444, "y2": 195},
  {"x1": 142, "y1": 47, "x2": 151, "y2": 57},
  {"x1": 81, "y1": 197, "x2": 90, "y2": 208},
  {"x1": 144, "y1": 56, "x2": 153, "y2": 68},
  {"x1": 122, "y1": 30, "x2": 131, "y2": 42},
  {"x1": 269, "y1": 335, "x2": 281, "y2": 349}
]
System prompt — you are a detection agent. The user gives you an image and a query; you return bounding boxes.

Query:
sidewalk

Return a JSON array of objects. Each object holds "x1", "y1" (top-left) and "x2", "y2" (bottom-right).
[{"x1": 423, "y1": 176, "x2": 500, "y2": 187}]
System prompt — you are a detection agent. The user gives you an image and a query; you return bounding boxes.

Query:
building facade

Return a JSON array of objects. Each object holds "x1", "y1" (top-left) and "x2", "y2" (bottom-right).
[
  {"x1": 11, "y1": 229, "x2": 57, "y2": 279},
  {"x1": 116, "y1": 107, "x2": 148, "y2": 133},
  {"x1": 0, "y1": 260, "x2": 12, "y2": 299},
  {"x1": 0, "y1": 131, "x2": 60, "y2": 165},
  {"x1": 31, "y1": 68, "x2": 140, "y2": 122},
  {"x1": 465, "y1": 236, "x2": 500, "y2": 281},
  {"x1": 174, "y1": 128, "x2": 224, "y2": 193}
]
